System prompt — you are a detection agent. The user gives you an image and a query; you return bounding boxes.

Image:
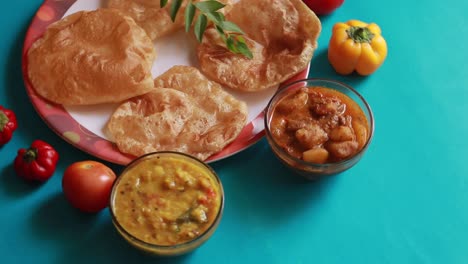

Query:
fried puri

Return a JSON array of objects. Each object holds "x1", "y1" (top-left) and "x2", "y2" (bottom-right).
[
  {"x1": 106, "y1": 66, "x2": 248, "y2": 161},
  {"x1": 197, "y1": 0, "x2": 321, "y2": 92},
  {"x1": 108, "y1": 0, "x2": 232, "y2": 40},
  {"x1": 27, "y1": 8, "x2": 156, "y2": 105}
]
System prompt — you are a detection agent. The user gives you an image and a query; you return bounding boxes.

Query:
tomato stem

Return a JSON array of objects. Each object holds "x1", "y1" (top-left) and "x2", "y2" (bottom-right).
[
  {"x1": 0, "y1": 111, "x2": 8, "y2": 132},
  {"x1": 23, "y1": 148, "x2": 38, "y2": 163}
]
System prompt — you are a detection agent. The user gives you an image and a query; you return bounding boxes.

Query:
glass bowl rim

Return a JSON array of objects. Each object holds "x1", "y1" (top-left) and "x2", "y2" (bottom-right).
[
  {"x1": 264, "y1": 77, "x2": 375, "y2": 168},
  {"x1": 108, "y1": 151, "x2": 225, "y2": 250}
]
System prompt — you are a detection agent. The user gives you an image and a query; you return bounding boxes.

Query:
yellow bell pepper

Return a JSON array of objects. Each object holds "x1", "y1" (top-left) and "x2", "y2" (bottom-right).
[{"x1": 328, "y1": 20, "x2": 387, "y2": 76}]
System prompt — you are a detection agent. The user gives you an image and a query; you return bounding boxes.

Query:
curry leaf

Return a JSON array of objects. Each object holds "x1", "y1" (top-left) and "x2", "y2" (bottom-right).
[
  {"x1": 235, "y1": 36, "x2": 253, "y2": 59},
  {"x1": 184, "y1": 1, "x2": 196, "y2": 32},
  {"x1": 194, "y1": 1, "x2": 225, "y2": 13},
  {"x1": 204, "y1": 11, "x2": 225, "y2": 25},
  {"x1": 221, "y1": 21, "x2": 244, "y2": 34},
  {"x1": 215, "y1": 25, "x2": 228, "y2": 43},
  {"x1": 226, "y1": 36, "x2": 239, "y2": 53},
  {"x1": 170, "y1": 0, "x2": 183, "y2": 22},
  {"x1": 215, "y1": 25, "x2": 224, "y2": 34},
  {"x1": 164, "y1": 0, "x2": 252, "y2": 59},
  {"x1": 194, "y1": 14, "x2": 208, "y2": 42}
]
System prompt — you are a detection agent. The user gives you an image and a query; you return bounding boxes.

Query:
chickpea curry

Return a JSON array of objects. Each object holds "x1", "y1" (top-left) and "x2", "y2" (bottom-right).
[
  {"x1": 112, "y1": 155, "x2": 222, "y2": 246},
  {"x1": 270, "y1": 87, "x2": 369, "y2": 164}
]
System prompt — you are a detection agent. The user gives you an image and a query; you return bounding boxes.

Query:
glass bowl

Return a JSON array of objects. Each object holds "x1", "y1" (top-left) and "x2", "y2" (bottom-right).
[
  {"x1": 264, "y1": 78, "x2": 374, "y2": 180},
  {"x1": 109, "y1": 151, "x2": 224, "y2": 256}
]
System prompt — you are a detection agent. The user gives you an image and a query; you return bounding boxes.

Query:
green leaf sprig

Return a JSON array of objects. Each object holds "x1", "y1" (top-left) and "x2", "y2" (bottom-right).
[{"x1": 160, "y1": 0, "x2": 253, "y2": 59}]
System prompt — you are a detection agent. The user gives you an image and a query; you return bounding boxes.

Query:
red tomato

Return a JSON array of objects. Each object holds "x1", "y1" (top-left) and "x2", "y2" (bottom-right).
[
  {"x1": 302, "y1": 0, "x2": 344, "y2": 15},
  {"x1": 62, "y1": 161, "x2": 116, "y2": 213}
]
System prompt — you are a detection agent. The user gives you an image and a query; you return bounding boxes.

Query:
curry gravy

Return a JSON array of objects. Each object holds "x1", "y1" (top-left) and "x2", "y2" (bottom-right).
[
  {"x1": 112, "y1": 156, "x2": 221, "y2": 246},
  {"x1": 270, "y1": 87, "x2": 369, "y2": 163}
]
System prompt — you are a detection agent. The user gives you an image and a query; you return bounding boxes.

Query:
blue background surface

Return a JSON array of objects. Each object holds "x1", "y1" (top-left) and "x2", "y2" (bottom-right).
[{"x1": 1, "y1": 0, "x2": 468, "y2": 263}]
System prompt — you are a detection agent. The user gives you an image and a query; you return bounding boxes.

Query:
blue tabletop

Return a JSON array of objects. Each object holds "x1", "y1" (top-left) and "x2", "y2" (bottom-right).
[{"x1": 1, "y1": 0, "x2": 468, "y2": 263}]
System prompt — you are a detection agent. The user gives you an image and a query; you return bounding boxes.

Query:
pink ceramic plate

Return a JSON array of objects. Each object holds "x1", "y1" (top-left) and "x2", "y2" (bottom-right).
[{"x1": 22, "y1": 0, "x2": 310, "y2": 165}]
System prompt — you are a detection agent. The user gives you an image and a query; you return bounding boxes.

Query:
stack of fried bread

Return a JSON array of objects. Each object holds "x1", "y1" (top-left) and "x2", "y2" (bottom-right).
[{"x1": 27, "y1": 0, "x2": 321, "y2": 161}]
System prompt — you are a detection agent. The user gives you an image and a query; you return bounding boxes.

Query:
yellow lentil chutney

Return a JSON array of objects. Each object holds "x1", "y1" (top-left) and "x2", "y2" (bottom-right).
[{"x1": 110, "y1": 152, "x2": 223, "y2": 254}]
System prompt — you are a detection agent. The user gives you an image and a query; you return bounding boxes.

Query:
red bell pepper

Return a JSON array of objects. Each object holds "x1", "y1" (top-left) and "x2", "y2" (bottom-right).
[
  {"x1": 0, "y1": 105, "x2": 18, "y2": 146},
  {"x1": 14, "y1": 140, "x2": 59, "y2": 182}
]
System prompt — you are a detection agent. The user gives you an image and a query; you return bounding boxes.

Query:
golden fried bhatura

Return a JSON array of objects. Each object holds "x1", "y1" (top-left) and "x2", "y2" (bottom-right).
[
  {"x1": 27, "y1": 8, "x2": 156, "y2": 105},
  {"x1": 106, "y1": 66, "x2": 248, "y2": 161},
  {"x1": 197, "y1": 0, "x2": 321, "y2": 92}
]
